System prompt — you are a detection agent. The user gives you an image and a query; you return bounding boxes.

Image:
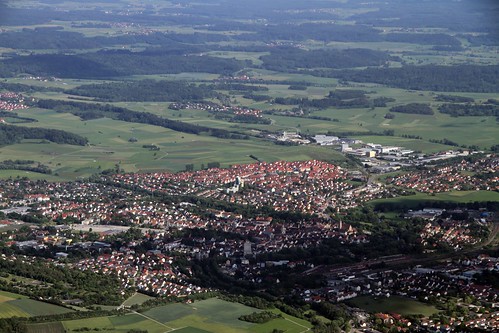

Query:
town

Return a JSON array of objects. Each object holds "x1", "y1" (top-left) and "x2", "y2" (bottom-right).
[{"x1": 0, "y1": 156, "x2": 497, "y2": 332}]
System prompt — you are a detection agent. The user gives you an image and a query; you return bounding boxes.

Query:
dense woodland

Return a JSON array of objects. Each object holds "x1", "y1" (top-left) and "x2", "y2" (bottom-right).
[
  {"x1": 434, "y1": 95, "x2": 475, "y2": 103},
  {"x1": 438, "y1": 103, "x2": 499, "y2": 117},
  {"x1": 329, "y1": 65, "x2": 499, "y2": 92},
  {"x1": 273, "y1": 90, "x2": 394, "y2": 109},
  {"x1": 238, "y1": 311, "x2": 282, "y2": 323},
  {"x1": 0, "y1": 82, "x2": 64, "y2": 93},
  {"x1": 0, "y1": 52, "x2": 247, "y2": 79},
  {"x1": 0, "y1": 124, "x2": 87, "y2": 146},
  {"x1": 390, "y1": 103, "x2": 434, "y2": 115},
  {"x1": 0, "y1": 1, "x2": 497, "y2": 333},
  {"x1": 260, "y1": 48, "x2": 395, "y2": 72},
  {"x1": 68, "y1": 80, "x2": 216, "y2": 102}
]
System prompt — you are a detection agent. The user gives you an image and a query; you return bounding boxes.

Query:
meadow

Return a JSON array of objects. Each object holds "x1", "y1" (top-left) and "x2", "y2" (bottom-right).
[
  {"x1": 371, "y1": 191, "x2": 499, "y2": 208},
  {"x1": 26, "y1": 322, "x2": 66, "y2": 333},
  {"x1": 347, "y1": 295, "x2": 439, "y2": 317},
  {"x1": 0, "y1": 290, "x2": 72, "y2": 319},
  {"x1": 0, "y1": 102, "x2": 346, "y2": 180},
  {"x1": 3, "y1": 69, "x2": 496, "y2": 182},
  {"x1": 121, "y1": 292, "x2": 154, "y2": 307},
  {"x1": 53, "y1": 298, "x2": 312, "y2": 333}
]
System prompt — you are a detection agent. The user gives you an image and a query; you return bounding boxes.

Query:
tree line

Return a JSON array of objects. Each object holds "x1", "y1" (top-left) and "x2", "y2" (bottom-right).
[
  {"x1": 390, "y1": 103, "x2": 434, "y2": 115},
  {"x1": 260, "y1": 47, "x2": 395, "y2": 72},
  {"x1": 0, "y1": 123, "x2": 87, "y2": 146},
  {"x1": 68, "y1": 80, "x2": 217, "y2": 102},
  {"x1": 0, "y1": 111, "x2": 36, "y2": 124},
  {"x1": 239, "y1": 311, "x2": 282, "y2": 323},
  {"x1": 324, "y1": 65, "x2": 499, "y2": 93},
  {"x1": 35, "y1": 99, "x2": 248, "y2": 140},
  {"x1": 1, "y1": 51, "x2": 248, "y2": 79},
  {"x1": 438, "y1": 103, "x2": 499, "y2": 117},
  {"x1": 0, "y1": 160, "x2": 51, "y2": 174},
  {"x1": 273, "y1": 89, "x2": 394, "y2": 110}
]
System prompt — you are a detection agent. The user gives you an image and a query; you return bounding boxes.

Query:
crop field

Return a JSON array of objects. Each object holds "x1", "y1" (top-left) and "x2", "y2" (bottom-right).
[
  {"x1": 11, "y1": 299, "x2": 73, "y2": 317},
  {"x1": 0, "y1": 302, "x2": 29, "y2": 318},
  {"x1": 0, "y1": 290, "x2": 28, "y2": 301},
  {"x1": 58, "y1": 298, "x2": 312, "y2": 333},
  {"x1": 26, "y1": 322, "x2": 66, "y2": 333},
  {"x1": 0, "y1": 290, "x2": 29, "y2": 319},
  {"x1": 347, "y1": 295, "x2": 439, "y2": 317},
  {"x1": 121, "y1": 292, "x2": 154, "y2": 307},
  {"x1": 0, "y1": 290, "x2": 72, "y2": 319}
]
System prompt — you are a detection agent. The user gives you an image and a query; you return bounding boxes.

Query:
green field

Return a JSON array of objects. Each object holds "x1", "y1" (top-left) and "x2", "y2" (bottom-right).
[
  {"x1": 0, "y1": 290, "x2": 72, "y2": 319},
  {"x1": 26, "y1": 322, "x2": 66, "y2": 333},
  {"x1": 58, "y1": 298, "x2": 312, "y2": 333},
  {"x1": 0, "y1": 65, "x2": 497, "y2": 182},
  {"x1": 11, "y1": 299, "x2": 73, "y2": 317},
  {"x1": 0, "y1": 106, "x2": 347, "y2": 180},
  {"x1": 1, "y1": 67, "x2": 497, "y2": 181},
  {"x1": 371, "y1": 190, "x2": 499, "y2": 208},
  {"x1": 0, "y1": 290, "x2": 28, "y2": 301},
  {"x1": 0, "y1": 302, "x2": 29, "y2": 318},
  {"x1": 0, "y1": 290, "x2": 29, "y2": 319},
  {"x1": 122, "y1": 292, "x2": 154, "y2": 307},
  {"x1": 347, "y1": 295, "x2": 439, "y2": 317}
]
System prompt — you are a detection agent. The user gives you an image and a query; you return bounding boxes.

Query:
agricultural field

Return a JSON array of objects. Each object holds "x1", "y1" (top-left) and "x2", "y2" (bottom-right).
[
  {"x1": 0, "y1": 290, "x2": 29, "y2": 319},
  {"x1": 121, "y1": 292, "x2": 154, "y2": 307},
  {"x1": 56, "y1": 298, "x2": 312, "y2": 333},
  {"x1": 347, "y1": 295, "x2": 440, "y2": 317},
  {"x1": 0, "y1": 106, "x2": 345, "y2": 180},
  {"x1": 0, "y1": 290, "x2": 72, "y2": 319},
  {"x1": 2, "y1": 73, "x2": 497, "y2": 181},
  {"x1": 26, "y1": 322, "x2": 65, "y2": 333}
]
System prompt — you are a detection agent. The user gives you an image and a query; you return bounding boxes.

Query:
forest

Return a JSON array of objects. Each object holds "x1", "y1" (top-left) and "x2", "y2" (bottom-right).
[
  {"x1": 260, "y1": 47, "x2": 395, "y2": 72},
  {"x1": 1, "y1": 51, "x2": 247, "y2": 79},
  {"x1": 68, "y1": 80, "x2": 217, "y2": 102},
  {"x1": 434, "y1": 95, "x2": 475, "y2": 103},
  {"x1": 328, "y1": 65, "x2": 499, "y2": 92},
  {"x1": 273, "y1": 90, "x2": 394, "y2": 109},
  {"x1": 438, "y1": 103, "x2": 499, "y2": 117},
  {"x1": 389, "y1": 103, "x2": 434, "y2": 115},
  {"x1": 0, "y1": 123, "x2": 88, "y2": 146}
]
